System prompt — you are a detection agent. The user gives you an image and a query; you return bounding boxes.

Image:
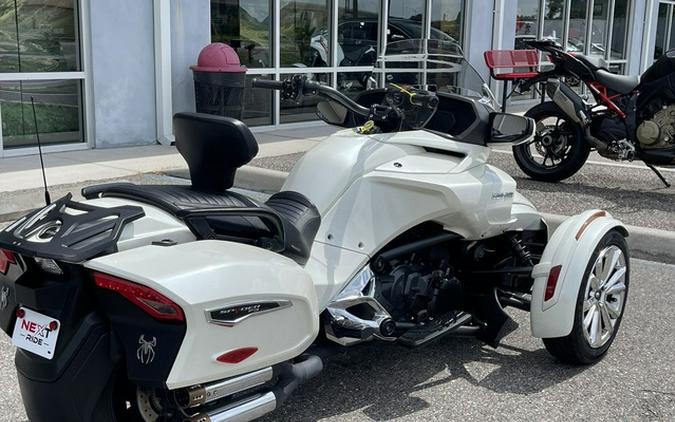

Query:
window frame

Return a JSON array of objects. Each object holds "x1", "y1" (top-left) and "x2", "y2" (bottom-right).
[
  {"x1": 0, "y1": 0, "x2": 92, "y2": 157},
  {"x1": 212, "y1": 0, "x2": 467, "y2": 128}
]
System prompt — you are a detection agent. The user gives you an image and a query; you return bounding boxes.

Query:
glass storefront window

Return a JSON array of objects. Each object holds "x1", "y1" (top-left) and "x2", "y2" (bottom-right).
[
  {"x1": 0, "y1": 79, "x2": 83, "y2": 149},
  {"x1": 337, "y1": 71, "x2": 371, "y2": 99},
  {"x1": 567, "y1": 0, "x2": 588, "y2": 53},
  {"x1": 654, "y1": 3, "x2": 668, "y2": 60},
  {"x1": 542, "y1": 0, "x2": 565, "y2": 45},
  {"x1": 243, "y1": 74, "x2": 273, "y2": 126},
  {"x1": 516, "y1": 0, "x2": 540, "y2": 50},
  {"x1": 0, "y1": 0, "x2": 80, "y2": 72},
  {"x1": 280, "y1": 73, "x2": 330, "y2": 123},
  {"x1": 337, "y1": 0, "x2": 380, "y2": 67},
  {"x1": 387, "y1": 0, "x2": 425, "y2": 46},
  {"x1": 590, "y1": 0, "x2": 610, "y2": 57},
  {"x1": 431, "y1": 0, "x2": 464, "y2": 45},
  {"x1": 279, "y1": 0, "x2": 330, "y2": 67},
  {"x1": 211, "y1": 0, "x2": 272, "y2": 68},
  {"x1": 610, "y1": 0, "x2": 630, "y2": 59}
]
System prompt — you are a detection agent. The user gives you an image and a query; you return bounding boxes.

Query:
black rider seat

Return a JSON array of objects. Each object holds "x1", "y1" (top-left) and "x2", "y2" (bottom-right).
[
  {"x1": 595, "y1": 69, "x2": 639, "y2": 95},
  {"x1": 82, "y1": 183, "x2": 320, "y2": 265},
  {"x1": 81, "y1": 113, "x2": 321, "y2": 265}
]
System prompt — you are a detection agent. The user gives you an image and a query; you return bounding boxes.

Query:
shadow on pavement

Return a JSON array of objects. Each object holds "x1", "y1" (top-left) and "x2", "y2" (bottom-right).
[{"x1": 263, "y1": 334, "x2": 585, "y2": 421}]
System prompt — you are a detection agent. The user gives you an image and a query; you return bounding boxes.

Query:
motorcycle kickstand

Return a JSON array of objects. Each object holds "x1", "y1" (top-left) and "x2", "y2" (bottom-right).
[{"x1": 646, "y1": 163, "x2": 671, "y2": 188}]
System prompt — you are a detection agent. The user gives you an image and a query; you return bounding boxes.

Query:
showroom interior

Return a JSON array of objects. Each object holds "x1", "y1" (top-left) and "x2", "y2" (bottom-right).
[{"x1": 0, "y1": 0, "x2": 671, "y2": 156}]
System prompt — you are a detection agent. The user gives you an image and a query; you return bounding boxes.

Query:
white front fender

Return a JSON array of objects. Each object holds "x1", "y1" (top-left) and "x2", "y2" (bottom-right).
[{"x1": 530, "y1": 210, "x2": 628, "y2": 338}]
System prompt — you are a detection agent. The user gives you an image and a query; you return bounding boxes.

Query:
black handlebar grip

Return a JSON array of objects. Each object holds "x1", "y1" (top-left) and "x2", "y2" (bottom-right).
[{"x1": 251, "y1": 79, "x2": 285, "y2": 90}]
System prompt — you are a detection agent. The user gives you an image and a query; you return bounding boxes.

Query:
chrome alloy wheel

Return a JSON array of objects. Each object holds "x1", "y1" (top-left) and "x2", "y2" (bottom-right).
[{"x1": 582, "y1": 245, "x2": 627, "y2": 349}]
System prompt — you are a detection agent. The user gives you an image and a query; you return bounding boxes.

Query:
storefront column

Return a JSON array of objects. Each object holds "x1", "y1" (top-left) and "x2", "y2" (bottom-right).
[{"x1": 154, "y1": 0, "x2": 173, "y2": 145}]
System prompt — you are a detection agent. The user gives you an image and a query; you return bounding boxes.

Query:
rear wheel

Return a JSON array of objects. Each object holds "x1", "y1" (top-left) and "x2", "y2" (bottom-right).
[
  {"x1": 543, "y1": 230, "x2": 629, "y2": 364},
  {"x1": 513, "y1": 102, "x2": 590, "y2": 182},
  {"x1": 92, "y1": 367, "x2": 147, "y2": 421}
]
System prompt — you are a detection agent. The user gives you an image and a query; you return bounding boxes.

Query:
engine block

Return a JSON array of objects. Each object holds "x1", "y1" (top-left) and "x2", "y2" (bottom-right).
[{"x1": 637, "y1": 104, "x2": 675, "y2": 149}]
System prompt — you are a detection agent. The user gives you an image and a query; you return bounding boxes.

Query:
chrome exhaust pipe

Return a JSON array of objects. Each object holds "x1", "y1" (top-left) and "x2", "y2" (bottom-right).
[
  {"x1": 185, "y1": 392, "x2": 276, "y2": 422},
  {"x1": 178, "y1": 367, "x2": 274, "y2": 408},
  {"x1": 185, "y1": 356, "x2": 323, "y2": 422}
]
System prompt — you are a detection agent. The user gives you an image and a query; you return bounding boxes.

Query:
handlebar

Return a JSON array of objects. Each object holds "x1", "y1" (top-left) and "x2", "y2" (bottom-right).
[
  {"x1": 252, "y1": 76, "x2": 371, "y2": 118},
  {"x1": 250, "y1": 79, "x2": 284, "y2": 90}
]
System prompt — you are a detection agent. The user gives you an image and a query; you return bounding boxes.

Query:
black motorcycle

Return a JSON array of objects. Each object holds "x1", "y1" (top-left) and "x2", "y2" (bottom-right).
[{"x1": 513, "y1": 40, "x2": 675, "y2": 186}]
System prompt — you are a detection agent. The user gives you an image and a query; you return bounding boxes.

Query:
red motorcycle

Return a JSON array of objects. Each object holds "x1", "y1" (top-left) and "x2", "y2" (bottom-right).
[{"x1": 514, "y1": 40, "x2": 675, "y2": 186}]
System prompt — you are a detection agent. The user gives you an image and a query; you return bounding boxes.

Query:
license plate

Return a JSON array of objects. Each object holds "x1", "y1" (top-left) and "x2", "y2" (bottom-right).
[{"x1": 12, "y1": 308, "x2": 60, "y2": 360}]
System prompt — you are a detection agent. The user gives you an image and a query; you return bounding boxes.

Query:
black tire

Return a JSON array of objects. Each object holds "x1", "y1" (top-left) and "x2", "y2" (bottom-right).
[
  {"x1": 513, "y1": 102, "x2": 590, "y2": 182},
  {"x1": 92, "y1": 367, "x2": 145, "y2": 422},
  {"x1": 543, "y1": 229, "x2": 629, "y2": 365}
]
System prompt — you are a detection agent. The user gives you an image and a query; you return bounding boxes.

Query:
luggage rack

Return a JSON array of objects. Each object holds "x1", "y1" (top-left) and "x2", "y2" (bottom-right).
[{"x1": 0, "y1": 194, "x2": 145, "y2": 263}]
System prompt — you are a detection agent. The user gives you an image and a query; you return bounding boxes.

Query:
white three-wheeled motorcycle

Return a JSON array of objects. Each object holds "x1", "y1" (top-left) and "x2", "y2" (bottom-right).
[{"x1": 0, "y1": 40, "x2": 629, "y2": 422}]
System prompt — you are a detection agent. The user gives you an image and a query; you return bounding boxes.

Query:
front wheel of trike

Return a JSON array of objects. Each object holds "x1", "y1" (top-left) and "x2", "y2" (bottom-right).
[{"x1": 543, "y1": 229, "x2": 629, "y2": 365}]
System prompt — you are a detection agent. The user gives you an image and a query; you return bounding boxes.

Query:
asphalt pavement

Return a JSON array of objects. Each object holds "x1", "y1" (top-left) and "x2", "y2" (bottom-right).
[{"x1": 0, "y1": 259, "x2": 673, "y2": 421}]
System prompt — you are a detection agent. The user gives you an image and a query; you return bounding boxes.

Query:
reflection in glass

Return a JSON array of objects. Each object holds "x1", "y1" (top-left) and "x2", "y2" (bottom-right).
[
  {"x1": 280, "y1": 73, "x2": 330, "y2": 123},
  {"x1": 567, "y1": 0, "x2": 588, "y2": 53},
  {"x1": 387, "y1": 0, "x2": 425, "y2": 45},
  {"x1": 431, "y1": 0, "x2": 464, "y2": 45},
  {"x1": 542, "y1": 0, "x2": 564, "y2": 45},
  {"x1": 590, "y1": 0, "x2": 609, "y2": 57},
  {"x1": 654, "y1": 3, "x2": 669, "y2": 60},
  {"x1": 0, "y1": 79, "x2": 83, "y2": 148},
  {"x1": 337, "y1": 0, "x2": 379, "y2": 67},
  {"x1": 338, "y1": 72, "x2": 370, "y2": 99},
  {"x1": 610, "y1": 0, "x2": 629, "y2": 59},
  {"x1": 243, "y1": 74, "x2": 273, "y2": 126},
  {"x1": 0, "y1": 0, "x2": 79, "y2": 72},
  {"x1": 211, "y1": 0, "x2": 272, "y2": 68},
  {"x1": 515, "y1": 0, "x2": 540, "y2": 50},
  {"x1": 279, "y1": 0, "x2": 330, "y2": 67}
]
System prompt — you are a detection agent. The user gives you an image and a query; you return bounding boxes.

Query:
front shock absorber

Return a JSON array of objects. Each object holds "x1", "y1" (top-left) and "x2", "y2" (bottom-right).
[{"x1": 509, "y1": 234, "x2": 534, "y2": 267}]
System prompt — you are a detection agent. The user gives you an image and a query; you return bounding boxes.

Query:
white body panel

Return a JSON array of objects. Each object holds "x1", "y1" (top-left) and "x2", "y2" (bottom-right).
[
  {"x1": 530, "y1": 210, "x2": 626, "y2": 338},
  {"x1": 284, "y1": 129, "x2": 520, "y2": 309},
  {"x1": 85, "y1": 197, "x2": 196, "y2": 250},
  {"x1": 85, "y1": 240, "x2": 319, "y2": 389}
]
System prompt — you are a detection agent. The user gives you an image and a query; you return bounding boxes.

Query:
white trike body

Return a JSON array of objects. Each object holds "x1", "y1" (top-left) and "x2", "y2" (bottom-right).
[{"x1": 84, "y1": 127, "x2": 626, "y2": 389}]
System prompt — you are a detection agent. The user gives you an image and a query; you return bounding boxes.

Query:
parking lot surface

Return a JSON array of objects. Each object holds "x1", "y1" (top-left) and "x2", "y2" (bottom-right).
[{"x1": 0, "y1": 259, "x2": 673, "y2": 421}]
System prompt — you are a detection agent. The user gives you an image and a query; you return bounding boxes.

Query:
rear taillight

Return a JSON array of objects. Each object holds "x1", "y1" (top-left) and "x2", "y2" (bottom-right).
[
  {"x1": 93, "y1": 272, "x2": 184, "y2": 321},
  {"x1": 0, "y1": 248, "x2": 16, "y2": 275},
  {"x1": 544, "y1": 265, "x2": 562, "y2": 301}
]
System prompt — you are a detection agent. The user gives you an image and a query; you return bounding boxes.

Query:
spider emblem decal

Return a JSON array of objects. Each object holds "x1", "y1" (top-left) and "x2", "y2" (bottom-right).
[{"x1": 137, "y1": 335, "x2": 157, "y2": 365}]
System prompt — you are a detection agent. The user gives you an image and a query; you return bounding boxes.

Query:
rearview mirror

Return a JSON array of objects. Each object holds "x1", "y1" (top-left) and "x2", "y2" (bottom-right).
[
  {"x1": 317, "y1": 101, "x2": 349, "y2": 126},
  {"x1": 488, "y1": 113, "x2": 535, "y2": 145}
]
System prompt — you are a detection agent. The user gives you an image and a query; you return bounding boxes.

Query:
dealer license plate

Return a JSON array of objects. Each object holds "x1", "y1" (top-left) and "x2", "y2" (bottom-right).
[{"x1": 12, "y1": 307, "x2": 60, "y2": 360}]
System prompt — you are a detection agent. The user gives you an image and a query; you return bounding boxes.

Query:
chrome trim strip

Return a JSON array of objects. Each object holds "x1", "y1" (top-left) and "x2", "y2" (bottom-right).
[{"x1": 205, "y1": 300, "x2": 293, "y2": 327}]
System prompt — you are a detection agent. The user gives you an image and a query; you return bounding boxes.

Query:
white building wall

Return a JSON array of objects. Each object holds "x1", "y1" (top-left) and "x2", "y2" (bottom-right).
[
  {"x1": 171, "y1": 0, "x2": 211, "y2": 116},
  {"x1": 90, "y1": 0, "x2": 157, "y2": 148}
]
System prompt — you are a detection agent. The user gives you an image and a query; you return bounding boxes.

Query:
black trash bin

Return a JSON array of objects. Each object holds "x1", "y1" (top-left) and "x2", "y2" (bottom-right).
[{"x1": 190, "y1": 43, "x2": 248, "y2": 119}]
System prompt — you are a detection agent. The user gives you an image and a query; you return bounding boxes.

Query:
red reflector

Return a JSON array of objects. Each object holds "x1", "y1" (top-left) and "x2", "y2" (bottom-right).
[
  {"x1": 0, "y1": 248, "x2": 16, "y2": 275},
  {"x1": 216, "y1": 347, "x2": 258, "y2": 364},
  {"x1": 16, "y1": 308, "x2": 25, "y2": 319},
  {"x1": 545, "y1": 265, "x2": 562, "y2": 301},
  {"x1": 93, "y1": 272, "x2": 184, "y2": 321}
]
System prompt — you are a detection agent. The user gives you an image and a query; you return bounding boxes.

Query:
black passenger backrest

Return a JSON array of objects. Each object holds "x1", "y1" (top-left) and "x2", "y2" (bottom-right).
[{"x1": 173, "y1": 112, "x2": 259, "y2": 192}]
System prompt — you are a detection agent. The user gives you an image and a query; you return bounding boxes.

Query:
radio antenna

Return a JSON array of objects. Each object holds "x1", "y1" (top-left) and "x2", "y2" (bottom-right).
[{"x1": 30, "y1": 97, "x2": 51, "y2": 205}]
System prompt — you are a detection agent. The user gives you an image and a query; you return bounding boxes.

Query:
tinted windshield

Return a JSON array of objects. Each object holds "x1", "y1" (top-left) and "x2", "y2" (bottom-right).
[{"x1": 373, "y1": 39, "x2": 495, "y2": 105}]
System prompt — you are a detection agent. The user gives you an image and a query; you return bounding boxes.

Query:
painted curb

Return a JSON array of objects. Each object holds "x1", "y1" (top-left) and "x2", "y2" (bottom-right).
[{"x1": 235, "y1": 165, "x2": 675, "y2": 265}]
